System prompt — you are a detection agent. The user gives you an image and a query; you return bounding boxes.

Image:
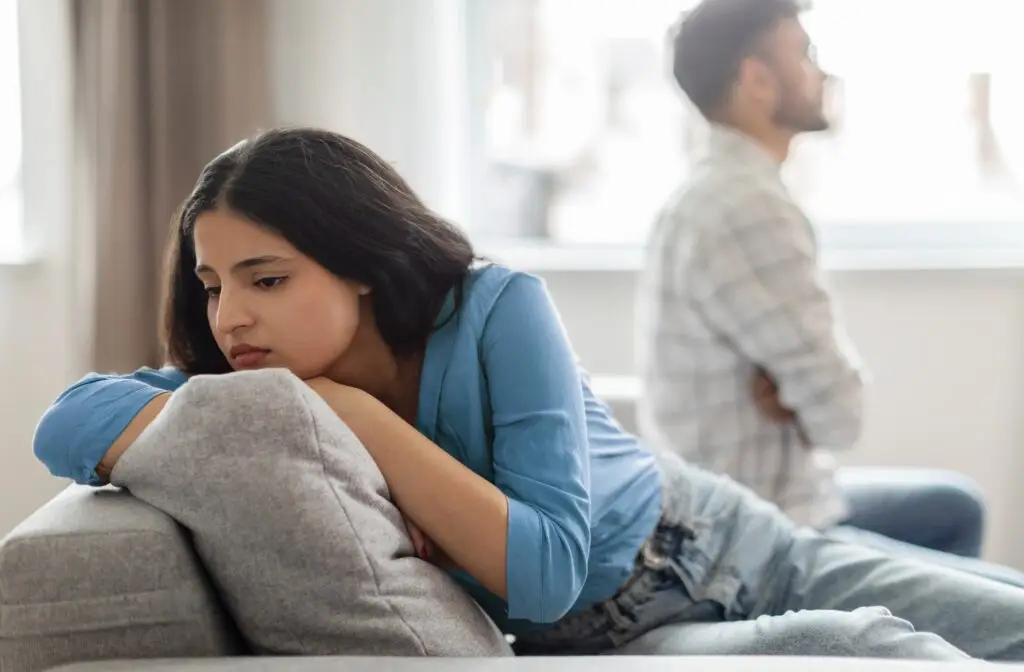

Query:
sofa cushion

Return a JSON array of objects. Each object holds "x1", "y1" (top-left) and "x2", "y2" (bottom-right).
[
  {"x1": 0, "y1": 486, "x2": 243, "y2": 672},
  {"x1": 109, "y1": 369, "x2": 512, "y2": 657}
]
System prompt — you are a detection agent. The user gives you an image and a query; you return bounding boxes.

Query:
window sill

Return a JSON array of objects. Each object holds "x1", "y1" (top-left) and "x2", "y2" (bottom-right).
[
  {"x1": 589, "y1": 374, "x2": 641, "y2": 404},
  {"x1": 478, "y1": 221, "x2": 1024, "y2": 273},
  {"x1": 0, "y1": 230, "x2": 41, "y2": 267},
  {"x1": 0, "y1": 245, "x2": 39, "y2": 268}
]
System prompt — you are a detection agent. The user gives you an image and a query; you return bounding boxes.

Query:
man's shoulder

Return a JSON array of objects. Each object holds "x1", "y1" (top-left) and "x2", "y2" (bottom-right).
[
  {"x1": 675, "y1": 158, "x2": 778, "y2": 206},
  {"x1": 653, "y1": 170, "x2": 777, "y2": 243}
]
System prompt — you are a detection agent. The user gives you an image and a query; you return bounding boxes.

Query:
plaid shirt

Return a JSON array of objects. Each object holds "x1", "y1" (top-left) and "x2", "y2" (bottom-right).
[{"x1": 635, "y1": 125, "x2": 867, "y2": 529}]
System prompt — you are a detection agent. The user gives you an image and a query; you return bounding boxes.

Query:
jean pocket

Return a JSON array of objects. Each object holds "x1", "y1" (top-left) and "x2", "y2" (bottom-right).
[{"x1": 603, "y1": 563, "x2": 727, "y2": 649}]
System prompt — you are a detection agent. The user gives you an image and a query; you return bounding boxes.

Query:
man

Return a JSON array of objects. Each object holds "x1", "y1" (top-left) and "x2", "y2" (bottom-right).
[{"x1": 636, "y1": 0, "x2": 991, "y2": 563}]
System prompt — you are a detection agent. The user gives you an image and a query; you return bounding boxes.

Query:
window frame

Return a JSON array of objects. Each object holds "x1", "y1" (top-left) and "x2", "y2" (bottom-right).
[{"x1": 480, "y1": 221, "x2": 1024, "y2": 273}]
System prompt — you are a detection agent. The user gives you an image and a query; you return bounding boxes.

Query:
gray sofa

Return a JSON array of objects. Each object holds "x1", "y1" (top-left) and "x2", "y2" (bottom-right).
[
  {"x1": 1, "y1": 485, "x2": 524, "y2": 671},
  {"x1": 0, "y1": 487, "x2": 1005, "y2": 672},
  {"x1": 0, "y1": 486, "x2": 246, "y2": 671}
]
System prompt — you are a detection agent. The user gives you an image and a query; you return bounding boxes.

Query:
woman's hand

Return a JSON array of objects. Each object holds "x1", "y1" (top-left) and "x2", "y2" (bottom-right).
[
  {"x1": 404, "y1": 517, "x2": 458, "y2": 568},
  {"x1": 403, "y1": 515, "x2": 432, "y2": 560},
  {"x1": 305, "y1": 377, "x2": 452, "y2": 566},
  {"x1": 304, "y1": 375, "x2": 486, "y2": 576}
]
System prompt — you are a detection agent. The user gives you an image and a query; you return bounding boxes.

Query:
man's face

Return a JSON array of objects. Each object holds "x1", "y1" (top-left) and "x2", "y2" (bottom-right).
[{"x1": 754, "y1": 17, "x2": 830, "y2": 133}]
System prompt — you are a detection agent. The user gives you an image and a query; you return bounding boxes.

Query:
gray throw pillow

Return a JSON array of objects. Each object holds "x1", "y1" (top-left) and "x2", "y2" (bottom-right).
[{"x1": 111, "y1": 369, "x2": 512, "y2": 657}]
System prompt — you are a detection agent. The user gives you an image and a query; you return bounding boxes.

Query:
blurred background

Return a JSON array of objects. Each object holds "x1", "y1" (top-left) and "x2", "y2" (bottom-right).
[{"x1": 3, "y1": 0, "x2": 1024, "y2": 566}]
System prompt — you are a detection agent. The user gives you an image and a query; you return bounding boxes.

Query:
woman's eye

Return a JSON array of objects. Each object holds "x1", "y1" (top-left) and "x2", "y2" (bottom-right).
[
  {"x1": 204, "y1": 286, "x2": 221, "y2": 298},
  {"x1": 255, "y1": 276, "x2": 286, "y2": 289}
]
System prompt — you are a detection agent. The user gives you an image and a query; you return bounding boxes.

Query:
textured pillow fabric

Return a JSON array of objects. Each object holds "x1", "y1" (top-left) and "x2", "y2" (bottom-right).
[{"x1": 110, "y1": 369, "x2": 512, "y2": 657}]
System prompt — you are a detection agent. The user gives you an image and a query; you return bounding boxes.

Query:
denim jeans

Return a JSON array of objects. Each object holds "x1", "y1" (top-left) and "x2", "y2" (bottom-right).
[
  {"x1": 836, "y1": 466, "x2": 986, "y2": 558},
  {"x1": 514, "y1": 453, "x2": 1024, "y2": 660}
]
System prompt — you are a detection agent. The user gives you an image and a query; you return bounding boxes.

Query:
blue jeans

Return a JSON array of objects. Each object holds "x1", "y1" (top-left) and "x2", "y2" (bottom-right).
[
  {"x1": 836, "y1": 466, "x2": 985, "y2": 558},
  {"x1": 514, "y1": 454, "x2": 1024, "y2": 660}
]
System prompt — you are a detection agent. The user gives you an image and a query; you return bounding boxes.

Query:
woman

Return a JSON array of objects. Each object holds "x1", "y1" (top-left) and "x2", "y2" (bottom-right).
[{"x1": 32, "y1": 128, "x2": 1024, "y2": 660}]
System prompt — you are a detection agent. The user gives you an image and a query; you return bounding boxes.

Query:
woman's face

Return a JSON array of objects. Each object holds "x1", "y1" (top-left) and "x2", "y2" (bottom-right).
[{"x1": 192, "y1": 208, "x2": 366, "y2": 379}]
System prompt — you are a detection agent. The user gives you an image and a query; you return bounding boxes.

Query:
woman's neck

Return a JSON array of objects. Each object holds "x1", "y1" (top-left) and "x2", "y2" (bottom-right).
[
  {"x1": 389, "y1": 354, "x2": 425, "y2": 422},
  {"x1": 375, "y1": 351, "x2": 424, "y2": 425},
  {"x1": 327, "y1": 342, "x2": 424, "y2": 425}
]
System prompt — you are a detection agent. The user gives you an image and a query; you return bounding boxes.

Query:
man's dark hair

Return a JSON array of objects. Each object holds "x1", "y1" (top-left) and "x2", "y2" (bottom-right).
[
  {"x1": 671, "y1": 0, "x2": 801, "y2": 118},
  {"x1": 163, "y1": 127, "x2": 475, "y2": 374}
]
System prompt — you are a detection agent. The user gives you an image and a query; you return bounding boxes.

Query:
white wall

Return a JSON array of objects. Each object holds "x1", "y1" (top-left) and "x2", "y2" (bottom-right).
[
  {"x1": 266, "y1": 0, "x2": 472, "y2": 222},
  {"x1": 540, "y1": 269, "x2": 1024, "y2": 567},
  {"x1": 0, "y1": 268, "x2": 76, "y2": 536},
  {"x1": 0, "y1": 0, "x2": 77, "y2": 535}
]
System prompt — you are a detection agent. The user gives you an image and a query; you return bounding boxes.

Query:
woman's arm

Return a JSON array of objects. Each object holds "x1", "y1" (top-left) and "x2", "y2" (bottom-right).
[
  {"x1": 309, "y1": 273, "x2": 591, "y2": 624},
  {"x1": 33, "y1": 367, "x2": 188, "y2": 485},
  {"x1": 477, "y1": 274, "x2": 590, "y2": 622},
  {"x1": 94, "y1": 392, "x2": 173, "y2": 482},
  {"x1": 308, "y1": 381, "x2": 509, "y2": 598}
]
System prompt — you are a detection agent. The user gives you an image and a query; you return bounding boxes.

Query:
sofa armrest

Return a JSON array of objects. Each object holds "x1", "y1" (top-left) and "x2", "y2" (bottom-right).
[{"x1": 1, "y1": 485, "x2": 244, "y2": 672}]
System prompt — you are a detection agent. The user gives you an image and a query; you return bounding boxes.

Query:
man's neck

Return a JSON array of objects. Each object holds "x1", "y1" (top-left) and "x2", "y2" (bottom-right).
[
  {"x1": 758, "y1": 127, "x2": 794, "y2": 164},
  {"x1": 718, "y1": 120, "x2": 794, "y2": 164}
]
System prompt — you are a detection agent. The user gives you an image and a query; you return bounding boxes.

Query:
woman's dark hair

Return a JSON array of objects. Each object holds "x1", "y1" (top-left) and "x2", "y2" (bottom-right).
[{"x1": 163, "y1": 127, "x2": 476, "y2": 374}]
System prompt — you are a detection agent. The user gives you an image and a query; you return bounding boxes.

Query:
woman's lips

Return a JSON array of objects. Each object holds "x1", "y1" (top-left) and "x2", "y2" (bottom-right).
[{"x1": 231, "y1": 349, "x2": 270, "y2": 368}]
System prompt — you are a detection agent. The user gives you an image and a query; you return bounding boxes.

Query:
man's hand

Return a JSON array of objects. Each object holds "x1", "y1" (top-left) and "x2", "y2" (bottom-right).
[{"x1": 751, "y1": 369, "x2": 795, "y2": 422}]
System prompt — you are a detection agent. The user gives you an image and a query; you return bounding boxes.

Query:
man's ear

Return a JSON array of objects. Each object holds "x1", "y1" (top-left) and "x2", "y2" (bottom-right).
[{"x1": 737, "y1": 57, "x2": 777, "y2": 107}]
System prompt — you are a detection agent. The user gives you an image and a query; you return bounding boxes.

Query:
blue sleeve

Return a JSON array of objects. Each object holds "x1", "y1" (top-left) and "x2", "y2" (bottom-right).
[
  {"x1": 482, "y1": 273, "x2": 591, "y2": 623},
  {"x1": 33, "y1": 366, "x2": 189, "y2": 486}
]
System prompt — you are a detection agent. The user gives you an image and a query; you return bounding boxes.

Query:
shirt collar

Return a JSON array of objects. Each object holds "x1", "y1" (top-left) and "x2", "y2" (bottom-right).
[{"x1": 706, "y1": 123, "x2": 782, "y2": 175}]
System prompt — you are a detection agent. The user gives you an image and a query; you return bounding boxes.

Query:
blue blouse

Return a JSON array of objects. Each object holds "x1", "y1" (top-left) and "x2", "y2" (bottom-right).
[{"x1": 33, "y1": 264, "x2": 663, "y2": 630}]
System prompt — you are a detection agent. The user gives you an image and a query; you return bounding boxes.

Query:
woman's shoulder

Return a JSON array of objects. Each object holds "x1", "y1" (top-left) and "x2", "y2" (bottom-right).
[
  {"x1": 135, "y1": 365, "x2": 190, "y2": 386},
  {"x1": 463, "y1": 262, "x2": 547, "y2": 315},
  {"x1": 436, "y1": 263, "x2": 553, "y2": 342},
  {"x1": 64, "y1": 365, "x2": 189, "y2": 393}
]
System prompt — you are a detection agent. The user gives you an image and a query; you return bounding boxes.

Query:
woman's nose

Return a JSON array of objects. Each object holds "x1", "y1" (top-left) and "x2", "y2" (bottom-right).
[{"x1": 214, "y1": 290, "x2": 256, "y2": 334}]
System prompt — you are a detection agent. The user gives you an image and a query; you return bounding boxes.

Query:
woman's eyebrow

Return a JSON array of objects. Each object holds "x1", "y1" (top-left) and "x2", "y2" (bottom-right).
[{"x1": 194, "y1": 255, "x2": 291, "y2": 275}]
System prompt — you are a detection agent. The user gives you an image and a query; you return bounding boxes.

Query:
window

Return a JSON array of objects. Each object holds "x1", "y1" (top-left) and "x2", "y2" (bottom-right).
[
  {"x1": 472, "y1": 0, "x2": 1024, "y2": 245},
  {"x1": 0, "y1": 0, "x2": 22, "y2": 257}
]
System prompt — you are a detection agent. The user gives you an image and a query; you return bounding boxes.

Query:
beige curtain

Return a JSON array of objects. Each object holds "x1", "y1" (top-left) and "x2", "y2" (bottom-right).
[{"x1": 72, "y1": 0, "x2": 272, "y2": 372}]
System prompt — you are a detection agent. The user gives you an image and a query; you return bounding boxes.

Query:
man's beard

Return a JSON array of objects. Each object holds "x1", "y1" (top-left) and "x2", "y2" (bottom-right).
[{"x1": 773, "y1": 95, "x2": 830, "y2": 134}]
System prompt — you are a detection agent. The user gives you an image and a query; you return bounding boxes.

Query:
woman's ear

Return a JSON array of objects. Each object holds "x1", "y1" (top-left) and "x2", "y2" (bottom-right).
[{"x1": 357, "y1": 284, "x2": 371, "y2": 296}]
